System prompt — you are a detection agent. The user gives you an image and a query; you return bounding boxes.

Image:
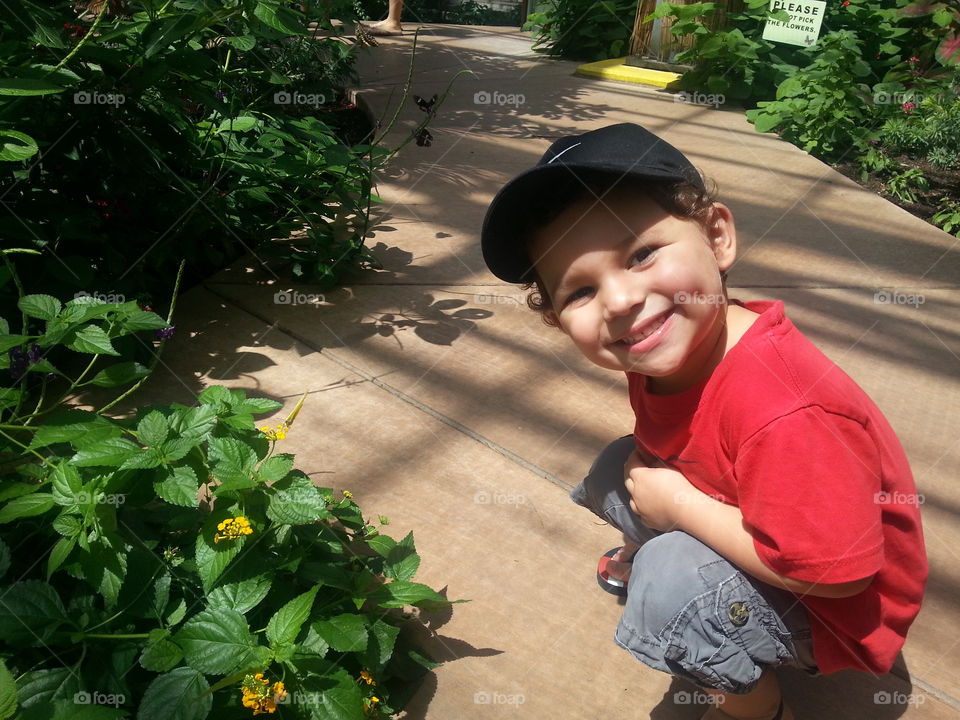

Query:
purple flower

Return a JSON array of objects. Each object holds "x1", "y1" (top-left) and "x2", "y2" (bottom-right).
[
  {"x1": 155, "y1": 326, "x2": 176, "y2": 340},
  {"x1": 9, "y1": 344, "x2": 41, "y2": 382}
]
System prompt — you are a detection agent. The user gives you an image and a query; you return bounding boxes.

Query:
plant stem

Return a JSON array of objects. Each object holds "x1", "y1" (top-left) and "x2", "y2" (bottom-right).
[
  {"x1": 53, "y1": 1, "x2": 110, "y2": 71},
  {"x1": 98, "y1": 259, "x2": 185, "y2": 415},
  {"x1": 78, "y1": 633, "x2": 151, "y2": 640}
]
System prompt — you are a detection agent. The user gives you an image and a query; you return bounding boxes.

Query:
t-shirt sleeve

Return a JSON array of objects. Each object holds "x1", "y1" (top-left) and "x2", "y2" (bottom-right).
[{"x1": 734, "y1": 406, "x2": 884, "y2": 584}]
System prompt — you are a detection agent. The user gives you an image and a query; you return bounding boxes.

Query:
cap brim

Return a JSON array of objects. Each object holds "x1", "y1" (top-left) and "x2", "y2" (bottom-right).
[{"x1": 481, "y1": 162, "x2": 692, "y2": 283}]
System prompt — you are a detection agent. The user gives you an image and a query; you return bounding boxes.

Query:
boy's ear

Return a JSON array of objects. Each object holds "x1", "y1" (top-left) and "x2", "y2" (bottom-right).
[{"x1": 706, "y1": 202, "x2": 737, "y2": 272}]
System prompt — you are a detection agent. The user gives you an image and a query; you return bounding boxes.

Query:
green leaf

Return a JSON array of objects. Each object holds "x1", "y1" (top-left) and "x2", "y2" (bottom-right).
[
  {"x1": 70, "y1": 436, "x2": 139, "y2": 466},
  {"x1": 0, "y1": 388, "x2": 21, "y2": 411},
  {"x1": 223, "y1": 35, "x2": 256, "y2": 50},
  {"x1": 315, "y1": 677, "x2": 366, "y2": 720},
  {"x1": 46, "y1": 537, "x2": 75, "y2": 579},
  {"x1": 232, "y1": 397, "x2": 283, "y2": 415},
  {"x1": 253, "y1": 2, "x2": 304, "y2": 35},
  {"x1": 0, "y1": 581, "x2": 67, "y2": 645},
  {"x1": 170, "y1": 404, "x2": 217, "y2": 440},
  {"x1": 175, "y1": 608, "x2": 262, "y2": 674},
  {"x1": 139, "y1": 629, "x2": 184, "y2": 672},
  {"x1": 298, "y1": 623, "x2": 330, "y2": 657},
  {"x1": 364, "y1": 581, "x2": 449, "y2": 609},
  {"x1": 257, "y1": 454, "x2": 294, "y2": 484},
  {"x1": 138, "y1": 411, "x2": 170, "y2": 447},
  {"x1": 51, "y1": 463, "x2": 84, "y2": 506},
  {"x1": 0, "y1": 493, "x2": 55, "y2": 523},
  {"x1": 137, "y1": 667, "x2": 212, "y2": 720},
  {"x1": 52, "y1": 514, "x2": 82, "y2": 538},
  {"x1": 0, "y1": 659, "x2": 16, "y2": 720},
  {"x1": 142, "y1": 14, "x2": 199, "y2": 58},
  {"x1": 267, "y1": 476, "x2": 332, "y2": 525},
  {"x1": 15, "y1": 668, "x2": 80, "y2": 710},
  {"x1": 66, "y1": 325, "x2": 120, "y2": 355},
  {"x1": 155, "y1": 466, "x2": 199, "y2": 507},
  {"x1": 266, "y1": 586, "x2": 318, "y2": 647},
  {"x1": 312, "y1": 613, "x2": 368, "y2": 652},
  {"x1": 18, "y1": 294, "x2": 61, "y2": 320},
  {"x1": 365, "y1": 620, "x2": 400, "y2": 668},
  {"x1": 208, "y1": 437, "x2": 258, "y2": 489},
  {"x1": 89, "y1": 361, "x2": 151, "y2": 387},
  {"x1": 0, "y1": 131, "x2": 38, "y2": 162},
  {"x1": 384, "y1": 532, "x2": 420, "y2": 582},
  {"x1": 79, "y1": 536, "x2": 128, "y2": 608},
  {"x1": 194, "y1": 521, "x2": 243, "y2": 592},
  {"x1": 28, "y1": 411, "x2": 117, "y2": 449},
  {"x1": 0, "y1": 335, "x2": 30, "y2": 352},
  {"x1": 217, "y1": 115, "x2": 258, "y2": 133},
  {"x1": 207, "y1": 575, "x2": 272, "y2": 614},
  {"x1": 0, "y1": 78, "x2": 67, "y2": 96},
  {"x1": 118, "y1": 310, "x2": 168, "y2": 332}
]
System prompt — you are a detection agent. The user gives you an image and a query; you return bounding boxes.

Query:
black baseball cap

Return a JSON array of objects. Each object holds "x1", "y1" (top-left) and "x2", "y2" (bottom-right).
[{"x1": 480, "y1": 123, "x2": 704, "y2": 283}]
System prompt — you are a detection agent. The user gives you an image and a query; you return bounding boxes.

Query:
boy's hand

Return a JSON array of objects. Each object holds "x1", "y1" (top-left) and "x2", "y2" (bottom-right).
[{"x1": 624, "y1": 450, "x2": 696, "y2": 531}]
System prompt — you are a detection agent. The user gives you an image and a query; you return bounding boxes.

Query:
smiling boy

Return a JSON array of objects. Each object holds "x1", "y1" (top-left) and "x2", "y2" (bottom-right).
[{"x1": 480, "y1": 124, "x2": 927, "y2": 720}]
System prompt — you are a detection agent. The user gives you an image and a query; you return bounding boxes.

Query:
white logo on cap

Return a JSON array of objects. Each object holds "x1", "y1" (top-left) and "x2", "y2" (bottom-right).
[{"x1": 547, "y1": 142, "x2": 582, "y2": 163}]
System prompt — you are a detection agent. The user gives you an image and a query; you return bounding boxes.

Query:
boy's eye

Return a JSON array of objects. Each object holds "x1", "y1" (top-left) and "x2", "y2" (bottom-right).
[
  {"x1": 562, "y1": 287, "x2": 594, "y2": 307},
  {"x1": 630, "y1": 246, "x2": 657, "y2": 266}
]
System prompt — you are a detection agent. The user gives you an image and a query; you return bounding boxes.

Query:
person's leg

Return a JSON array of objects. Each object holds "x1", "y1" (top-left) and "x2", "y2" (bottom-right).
[
  {"x1": 570, "y1": 435, "x2": 659, "y2": 581},
  {"x1": 615, "y1": 531, "x2": 815, "y2": 720},
  {"x1": 368, "y1": 0, "x2": 403, "y2": 33}
]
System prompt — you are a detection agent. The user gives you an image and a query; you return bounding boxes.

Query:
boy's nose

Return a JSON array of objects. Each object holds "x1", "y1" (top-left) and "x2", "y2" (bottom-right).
[{"x1": 601, "y1": 274, "x2": 644, "y2": 321}]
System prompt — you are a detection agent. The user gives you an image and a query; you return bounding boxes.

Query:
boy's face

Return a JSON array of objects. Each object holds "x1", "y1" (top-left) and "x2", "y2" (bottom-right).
[{"x1": 529, "y1": 187, "x2": 737, "y2": 393}]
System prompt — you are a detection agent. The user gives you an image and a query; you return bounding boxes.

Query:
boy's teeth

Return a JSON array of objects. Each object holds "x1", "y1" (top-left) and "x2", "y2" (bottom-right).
[{"x1": 621, "y1": 314, "x2": 666, "y2": 344}]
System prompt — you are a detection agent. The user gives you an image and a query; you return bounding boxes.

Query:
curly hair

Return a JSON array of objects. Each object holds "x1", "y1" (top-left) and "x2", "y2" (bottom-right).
[{"x1": 520, "y1": 171, "x2": 719, "y2": 327}]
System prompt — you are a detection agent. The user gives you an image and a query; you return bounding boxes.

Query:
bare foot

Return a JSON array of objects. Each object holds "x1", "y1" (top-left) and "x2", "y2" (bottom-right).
[{"x1": 366, "y1": 20, "x2": 402, "y2": 35}]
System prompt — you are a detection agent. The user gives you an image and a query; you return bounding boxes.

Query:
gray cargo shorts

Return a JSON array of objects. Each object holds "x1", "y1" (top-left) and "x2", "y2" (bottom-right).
[{"x1": 571, "y1": 436, "x2": 818, "y2": 694}]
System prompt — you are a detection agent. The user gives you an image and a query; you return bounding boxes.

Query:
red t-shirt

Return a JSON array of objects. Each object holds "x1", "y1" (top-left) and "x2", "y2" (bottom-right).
[{"x1": 628, "y1": 300, "x2": 927, "y2": 674}]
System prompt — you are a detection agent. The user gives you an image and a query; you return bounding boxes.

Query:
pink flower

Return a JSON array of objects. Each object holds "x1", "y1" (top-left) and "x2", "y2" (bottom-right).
[
  {"x1": 901, "y1": 102, "x2": 916, "y2": 114},
  {"x1": 908, "y1": 56, "x2": 920, "y2": 64}
]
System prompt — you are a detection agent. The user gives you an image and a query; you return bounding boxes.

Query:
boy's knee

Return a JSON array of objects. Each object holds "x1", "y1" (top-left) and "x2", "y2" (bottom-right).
[
  {"x1": 618, "y1": 532, "x2": 797, "y2": 694},
  {"x1": 570, "y1": 435, "x2": 635, "y2": 512},
  {"x1": 626, "y1": 531, "x2": 710, "y2": 621}
]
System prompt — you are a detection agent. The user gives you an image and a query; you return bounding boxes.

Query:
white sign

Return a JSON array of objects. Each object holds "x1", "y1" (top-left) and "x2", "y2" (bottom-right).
[{"x1": 762, "y1": 0, "x2": 826, "y2": 47}]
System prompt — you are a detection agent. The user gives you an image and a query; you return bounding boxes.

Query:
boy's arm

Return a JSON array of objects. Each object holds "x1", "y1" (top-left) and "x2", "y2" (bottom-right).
[{"x1": 624, "y1": 458, "x2": 875, "y2": 599}]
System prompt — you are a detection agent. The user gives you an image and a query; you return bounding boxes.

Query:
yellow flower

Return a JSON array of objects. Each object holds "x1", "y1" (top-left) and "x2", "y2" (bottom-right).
[
  {"x1": 259, "y1": 423, "x2": 288, "y2": 441},
  {"x1": 342, "y1": 490, "x2": 353, "y2": 500},
  {"x1": 358, "y1": 669, "x2": 376, "y2": 685},
  {"x1": 363, "y1": 695, "x2": 380, "y2": 715},
  {"x1": 240, "y1": 674, "x2": 286, "y2": 715},
  {"x1": 214, "y1": 516, "x2": 253, "y2": 543},
  {"x1": 258, "y1": 393, "x2": 307, "y2": 442}
]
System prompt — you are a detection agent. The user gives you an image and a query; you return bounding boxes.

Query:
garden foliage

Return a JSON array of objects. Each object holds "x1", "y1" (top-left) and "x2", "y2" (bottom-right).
[
  {"x1": 0, "y1": 0, "x2": 393, "y2": 307},
  {"x1": 524, "y1": 0, "x2": 638, "y2": 61},
  {"x1": 0, "y1": 253, "x2": 453, "y2": 718},
  {"x1": 648, "y1": 0, "x2": 959, "y2": 234}
]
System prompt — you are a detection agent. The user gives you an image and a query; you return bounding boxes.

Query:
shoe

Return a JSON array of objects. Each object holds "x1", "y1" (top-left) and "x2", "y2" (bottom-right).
[{"x1": 596, "y1": 546, "x2": 632, "y2": 596}]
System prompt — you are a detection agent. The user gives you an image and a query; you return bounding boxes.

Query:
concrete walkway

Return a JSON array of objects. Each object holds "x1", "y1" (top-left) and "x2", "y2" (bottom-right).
[{"x1": 145, "y1": 25, "x2": 959, "y2": 719}]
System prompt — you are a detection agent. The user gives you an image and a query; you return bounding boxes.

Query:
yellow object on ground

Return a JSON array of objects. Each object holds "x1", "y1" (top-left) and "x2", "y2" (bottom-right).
[{"x1": 575, "y1": 57, "x2": 681, "y2": 88}]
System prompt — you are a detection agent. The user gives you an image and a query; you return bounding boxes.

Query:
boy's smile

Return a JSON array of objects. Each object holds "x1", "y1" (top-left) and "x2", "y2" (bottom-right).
[{"x1": 529, "y1": 187, "x2": 747, "y2": 393}]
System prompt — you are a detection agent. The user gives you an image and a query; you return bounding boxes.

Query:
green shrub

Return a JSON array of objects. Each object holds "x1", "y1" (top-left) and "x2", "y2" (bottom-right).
[
  {"x1": 0, "y1": 0, "x2": 391, "y2": 313},
  {"x1": 524, "y1": 0, "x2": 637, "y2": 61},
  {"x1": 744, "y1": 32, "x2": 876, "y2": 158},
  {"x1": 0, "y1": 253, "x2": 453, "y2": 718}
]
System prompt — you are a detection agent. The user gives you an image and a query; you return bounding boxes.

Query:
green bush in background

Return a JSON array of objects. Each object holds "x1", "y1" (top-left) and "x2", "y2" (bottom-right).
[
  {"x1": 0, "y1": 0, "x2": 393, "y2": 317},
  {"x1": 524, "y1": 0, "x2": 637, "y2": 61}
]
